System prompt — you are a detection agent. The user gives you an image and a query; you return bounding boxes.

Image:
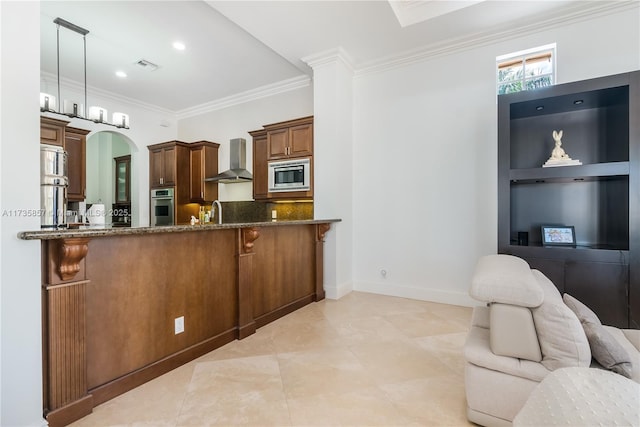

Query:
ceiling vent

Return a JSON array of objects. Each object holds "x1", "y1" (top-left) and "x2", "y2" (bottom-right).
[{"x1": 135, "y1": 59, "x2": 159, "y2": 71}]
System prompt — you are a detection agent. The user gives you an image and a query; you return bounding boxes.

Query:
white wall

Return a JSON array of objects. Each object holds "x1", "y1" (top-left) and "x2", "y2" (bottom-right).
[
  {"x1": 0, "y1": 2, "x2": 45, "y2": 425},
  {"x1": 177, "y1": 86, "x2": 313, "y2": 201},
  {"x1": 351, "y1": 5, "x2": 640, "y2": 306},
  {"x1": 306, "y1": 50, "x2": 355, "y2": 299}
]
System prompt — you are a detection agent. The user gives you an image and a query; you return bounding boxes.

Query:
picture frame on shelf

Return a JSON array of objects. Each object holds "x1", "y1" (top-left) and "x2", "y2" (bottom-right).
[{"x1": 541, "y1": 225, "x2": 576, "y2": 247}]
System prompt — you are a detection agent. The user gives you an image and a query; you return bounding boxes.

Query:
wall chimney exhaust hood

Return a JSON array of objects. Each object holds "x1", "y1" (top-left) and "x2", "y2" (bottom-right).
[{"x1": 205, "y1": 138, "x2": 253, "y2": 183}]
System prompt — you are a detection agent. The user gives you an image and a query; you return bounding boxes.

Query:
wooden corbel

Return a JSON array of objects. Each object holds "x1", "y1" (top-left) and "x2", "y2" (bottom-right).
[
  {"x1": 57, "y1": 238, "x2": 90, "y2": 281},
  {"x1": 241, "y1": 227, "x2": 260, "y2": 254},
  {"x1": 316, "y1": 223, "x2": 331, "y2": 242}
]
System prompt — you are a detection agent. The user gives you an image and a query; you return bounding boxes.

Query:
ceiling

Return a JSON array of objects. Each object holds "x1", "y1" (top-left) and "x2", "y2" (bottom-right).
[{"x1": 40, "y1": 0, "x2": 611, "y2": 114}]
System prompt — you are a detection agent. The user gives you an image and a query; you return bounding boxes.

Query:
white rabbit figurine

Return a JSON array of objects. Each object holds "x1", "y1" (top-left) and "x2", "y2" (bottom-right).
[
  {"x1": 543, "y1": 129, "x2": 582, "y2": 167},
  {"x1": 551, "y1": 130, "x2": 569, "y2": 160}
]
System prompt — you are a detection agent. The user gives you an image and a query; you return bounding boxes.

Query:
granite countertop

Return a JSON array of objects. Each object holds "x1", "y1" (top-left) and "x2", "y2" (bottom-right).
[{"x1": 18, "y1": 219, "x2": 341, "y2": 240}]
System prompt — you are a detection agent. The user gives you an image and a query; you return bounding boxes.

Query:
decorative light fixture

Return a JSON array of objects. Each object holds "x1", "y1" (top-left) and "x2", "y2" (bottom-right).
[
  {"x1": 40, "y1": 93, "x2": 57, "y2": 111},
  {"x1": 63, "y1": 99, "x2": 84, "y2": 117},
  {"x1": 41, "y1": 17, "x2": 130, "y2": 129},
  {"x1": 88, "y1": 106, "x2": 108, "y2": 123},
  {"x1": 112, "y1": 112, "x2": 129, "y2": 128}
]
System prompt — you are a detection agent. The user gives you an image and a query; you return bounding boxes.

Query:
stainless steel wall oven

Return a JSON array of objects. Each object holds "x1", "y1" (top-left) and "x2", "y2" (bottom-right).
[{"x1": 150, "y1": 188, "x2": 174, "y2": 226}]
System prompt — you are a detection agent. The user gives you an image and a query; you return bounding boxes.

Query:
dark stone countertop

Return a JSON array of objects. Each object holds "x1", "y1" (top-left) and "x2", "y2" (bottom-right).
[{"x1": 18, "y1": 219, "x2": 341, "y2": 240}]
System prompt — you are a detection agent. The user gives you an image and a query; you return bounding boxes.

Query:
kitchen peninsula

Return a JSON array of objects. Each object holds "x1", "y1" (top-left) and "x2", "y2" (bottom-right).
[{"x1": 19, "y1": 219, "x2": 339, "y2": 427}]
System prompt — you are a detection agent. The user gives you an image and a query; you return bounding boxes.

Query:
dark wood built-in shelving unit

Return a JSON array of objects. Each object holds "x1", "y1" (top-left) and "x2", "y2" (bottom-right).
[{"x1": 498, "y1": 70, "x2": 639, "y2": 328}]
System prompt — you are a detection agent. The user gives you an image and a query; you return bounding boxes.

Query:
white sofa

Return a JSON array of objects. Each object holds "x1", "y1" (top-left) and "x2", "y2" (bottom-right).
[{"x1": 463, "y1": 254, "x2": 640, "y2": 426}]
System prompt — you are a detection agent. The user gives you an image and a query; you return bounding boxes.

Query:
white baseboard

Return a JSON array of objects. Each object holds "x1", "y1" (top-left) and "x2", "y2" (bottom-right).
[
  {"x1": 323, "y1": 280, "x2": 353, "y2": 300},
  {"x1": 352, "y1": 280, "x2": 478, "y2": 307}
]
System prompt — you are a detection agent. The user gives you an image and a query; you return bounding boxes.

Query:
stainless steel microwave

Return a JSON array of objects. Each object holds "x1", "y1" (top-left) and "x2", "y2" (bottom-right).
[{"x1": 268, "y1": 158, "x2": 311, "y2": 192}]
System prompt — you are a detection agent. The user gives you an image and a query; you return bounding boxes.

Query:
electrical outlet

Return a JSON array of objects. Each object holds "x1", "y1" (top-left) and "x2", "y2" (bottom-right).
[{"x1": 174, "y1": 316, "x2": 184, "y2": 334}]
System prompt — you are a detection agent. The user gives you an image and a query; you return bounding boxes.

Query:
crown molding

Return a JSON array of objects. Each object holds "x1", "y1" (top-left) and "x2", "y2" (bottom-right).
[
  {"x1": 356, "y1": 1, "x2": 638, "y2": 77},
  {"x1": 302, "y1": 47, "x2": 355, "y2": 74},
  {"x1": 175, "y1": 74, "x2": 312, "y2": 120},
  {"x1": 40, "y1": 72, "x2": 174, "y2": 116}
]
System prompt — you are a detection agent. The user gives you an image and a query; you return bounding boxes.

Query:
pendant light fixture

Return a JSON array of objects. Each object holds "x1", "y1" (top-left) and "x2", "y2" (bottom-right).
[{"x1": 41, "y1": 17, "x2": 130, "y2": 129}]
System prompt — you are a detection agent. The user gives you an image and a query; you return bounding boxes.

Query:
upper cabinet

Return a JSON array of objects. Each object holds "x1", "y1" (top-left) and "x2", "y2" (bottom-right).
[
  {"x1": 497, "y1": 70, "x2": 639, "y2": 328},
  {"x1": 250, "y1": 129, "x2": 269, "y2": 201},
  {"x1": 189, "y1": 141, "x2": 220, "y2": 203},
  {"x1": 149, "y1": 143, "x2": 177, "y2": 187},
  {"x1": 40, "y1": 117, "x2": 68, "y2": 146},
  {"x1": 65, "y1": 127, "x2": 90, "y2": 201},
  {"x1": 148, "y1": 140, "x2": 219, "y2": 224},
  {"x1": 266, "y1": 116, "x2": 313, "y2": 160},
  {"x1": 251, "y1": 116, "x2": 314, "y2": 201}
]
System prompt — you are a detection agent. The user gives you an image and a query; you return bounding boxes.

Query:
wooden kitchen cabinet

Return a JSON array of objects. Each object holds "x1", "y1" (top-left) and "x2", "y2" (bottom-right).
[
  {"x1": 147, "y1": 141, "x2": 212, "y2": 224},
  {"x1": 250, "y1": 129, "x2": 268, "y2": 200},
  {"x1": 189, "y1": 141, "x2": 220, "y2": 203},
  {"x1": 65, "y1": 127, "x2": 90, "y2": 201},
  {"x1": 114, "y1": 155, "x2": 131, "y2": 204},
  {"x1": 266, "y1": 116, "x2": 313, "y2": 160},
  {"x1": 250, "y1": 116, "x2": 314, "y2": 201},
  {"x1": 149, "y1": 143, "x2": 177, "y2": 187},
  {"x1": 40, "y1": 116, "x2": 68, "y2": 146}
]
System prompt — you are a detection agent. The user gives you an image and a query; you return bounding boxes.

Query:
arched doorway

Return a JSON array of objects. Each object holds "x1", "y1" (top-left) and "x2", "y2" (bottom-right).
[{"x1": 84, "y1": 130, "x2": 138, "y2": 226}]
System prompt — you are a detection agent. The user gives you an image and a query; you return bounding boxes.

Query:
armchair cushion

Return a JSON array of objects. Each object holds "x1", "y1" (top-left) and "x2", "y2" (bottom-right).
[
  {"x1": 562, "y1": 293, "x2": 600, "y2": 325},
  {"x1": 530, "y1": 271, "x2": 591, "y2": 370},
  {"x1": 490, "y1": 303, "x2": 542, "y2": 362},
  {"x1": 470, "y1": 255, "x2": 544, "y2": 307},
  {"x1": 584, "y1": 322, "x2": 633, "y2": 378},
  {"x1": 563, "y1": 293, "x2": 633, "y2": 379}
]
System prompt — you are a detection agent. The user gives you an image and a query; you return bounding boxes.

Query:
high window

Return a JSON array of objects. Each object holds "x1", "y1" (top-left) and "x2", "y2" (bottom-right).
[{"x1": 497, "y1": 44, "x2": 556, "y2": 95}]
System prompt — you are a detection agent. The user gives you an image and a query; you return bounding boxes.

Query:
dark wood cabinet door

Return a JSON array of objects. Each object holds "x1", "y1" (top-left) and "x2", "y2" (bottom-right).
[
  {"x1": 162, "y1": 147, "x2": 176, "y2": 185},
  {"x1": 565, "y1": 260, "x2": 629, "y2": 328},
  {"x1": 189, "y1": 143, "x2": 219, "y2": 203},
  {"x1": 149, "y1": 147, "x2": 176, "y2": 187},
  {"x1": 201, "y1": 145, "x2": 218, "y2": 202},
  {"x1": 267, "y1": 128, "x2": 288, "y2": 159},
  {"x1": 65, "y1": 128, "x2": 88, "y2": 201},
  {"x1": 190, "y1": 147, "x2": 204, "y2": 201},
  {"x1": 289, "y1": 123, "x2": 313, "y2": 157},
  {"x1": 252, "y1": 134, "x2": 269, "y2": 200},
  {"x1": 149, "y1": 149, "x2": 164, "y2": 187}
]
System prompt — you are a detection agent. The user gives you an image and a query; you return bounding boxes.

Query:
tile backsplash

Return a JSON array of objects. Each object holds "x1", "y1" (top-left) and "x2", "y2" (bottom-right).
[{"x1": 221, "y1": 201, "x2": 313, "y2": 223}]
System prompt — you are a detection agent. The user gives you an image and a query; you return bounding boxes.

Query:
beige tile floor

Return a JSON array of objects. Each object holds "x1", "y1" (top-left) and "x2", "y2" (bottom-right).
[{"x1": 70, "y1": 291, "x2": 475, "y2": 427}]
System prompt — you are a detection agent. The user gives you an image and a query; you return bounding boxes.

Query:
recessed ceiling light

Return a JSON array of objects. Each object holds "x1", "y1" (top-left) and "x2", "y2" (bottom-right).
[
  {"x1": 173, "y1": 41, "x2": 186, "y2": 51},
  {"x1": 115, "y1": 70, "x2": 127, "y2": 78}
]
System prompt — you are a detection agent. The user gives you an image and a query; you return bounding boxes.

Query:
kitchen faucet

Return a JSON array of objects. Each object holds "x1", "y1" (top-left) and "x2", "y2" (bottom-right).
[{"x1": 211, "y1": 200, "x2": 222, "y2": 224}]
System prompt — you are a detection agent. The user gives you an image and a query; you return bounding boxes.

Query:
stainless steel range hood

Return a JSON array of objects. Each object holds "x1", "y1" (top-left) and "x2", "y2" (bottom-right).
[{"x1": 205, "y1": 138, "x2": 253, "y2": 183}]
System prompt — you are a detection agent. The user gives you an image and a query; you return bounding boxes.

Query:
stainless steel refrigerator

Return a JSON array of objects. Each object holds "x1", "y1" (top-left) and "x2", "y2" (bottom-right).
[{"x1": 40, "y1": 144, "x2": 68, "y2": 228}]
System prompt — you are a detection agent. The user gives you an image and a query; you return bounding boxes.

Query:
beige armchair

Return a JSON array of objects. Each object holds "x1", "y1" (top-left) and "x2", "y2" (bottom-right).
[{"x1": 463, "y1": 254, "x2": 640, "y2": 426}]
